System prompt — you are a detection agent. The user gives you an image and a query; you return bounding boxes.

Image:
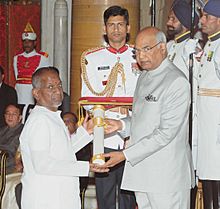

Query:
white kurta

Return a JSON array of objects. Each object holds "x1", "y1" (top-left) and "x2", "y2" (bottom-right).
[
  {"x1": 167, "y1": 36, "x2": 200, "y2": 169},
  {"x1": 81, "y1": 45, "x2": 139, "y2": 149},
  {"x1": 20, "y1": 105, "x2": 92, "y2": 209},
  {"x1": 120, "y1": 59, "x2": 194, "y2": 193},
  {"x1": 197, "y1": 36, "x2": 220, "y2": 180},
  {"x1": 13, "y1": 50, "x2": 50, "y2": 104}
]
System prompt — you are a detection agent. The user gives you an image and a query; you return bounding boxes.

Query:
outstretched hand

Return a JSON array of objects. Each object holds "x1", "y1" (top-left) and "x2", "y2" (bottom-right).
[
  {"x1": 102, "y1": 151, "x2": 126, "y2": 168},
  {"x1": 82, "y1": 112, "x2": 94, "y2": 134},
  {"x1": 104, "y1": 119, "x2": 122, "y2": 135},
  {"x1": 89, "y1": 163, "x2": 109, "y2": 173}
]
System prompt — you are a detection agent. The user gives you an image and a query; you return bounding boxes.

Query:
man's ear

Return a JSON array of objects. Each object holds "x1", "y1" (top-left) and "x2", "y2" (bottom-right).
[
  {"x1": 160, "y1": 43, "x2": 167, "y2": 54},
  {"x1": 32, "y1": 88, "x2": 40, "y2": 101},
  {"x1": 127, "y1": 24, "x2": 131, "y2": 33},
  {"x1": 103, "y1": 24, "x2": 107, "y2": 35}
]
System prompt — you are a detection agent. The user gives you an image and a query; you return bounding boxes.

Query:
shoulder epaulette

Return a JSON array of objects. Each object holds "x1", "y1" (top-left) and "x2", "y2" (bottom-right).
[
  {"x1": 84, "y1": 46, "x2": 105, "y2": 56},
  {"x1": 38, "y1": 51, "x2": 49, "y2": 58}
]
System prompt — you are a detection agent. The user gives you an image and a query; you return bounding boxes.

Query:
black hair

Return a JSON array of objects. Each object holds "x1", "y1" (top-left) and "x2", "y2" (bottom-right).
[
  {"x1": 62, "y1": 112, "x2": 78, "y2": 123},
  {"x1": 104, "y1": 5, "x2": 129, "y2": 25},
  {"x1": 4, "y1": 104, "x2": 22, "y2": 115},
  {"x1": 103, "y1": 5, "x2": 130, "y2": 43}
]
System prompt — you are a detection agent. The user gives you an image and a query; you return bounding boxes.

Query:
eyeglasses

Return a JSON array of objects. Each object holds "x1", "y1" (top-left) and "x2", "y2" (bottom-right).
[{"x1": 133, "y1": 42, "x2": 161, "y2": 55}]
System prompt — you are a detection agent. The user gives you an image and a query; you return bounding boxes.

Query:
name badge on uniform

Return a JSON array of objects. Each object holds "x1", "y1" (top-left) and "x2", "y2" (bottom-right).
[
  {"x1": 98, "y1": 66, "x2": 110, "y2": 71},
  {"x1": 145, "y1": 94, "x2": 157, "y2": 102}
]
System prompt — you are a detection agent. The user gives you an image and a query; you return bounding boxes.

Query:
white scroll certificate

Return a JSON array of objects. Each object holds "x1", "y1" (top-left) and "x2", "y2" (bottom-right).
[{"x1": 92, "y1": 105, "x2": 105, "y2": 165}]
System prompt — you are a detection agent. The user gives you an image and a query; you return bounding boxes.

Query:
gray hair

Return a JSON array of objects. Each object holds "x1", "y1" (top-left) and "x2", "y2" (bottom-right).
[
  {"x1": 156, "y1": 31, "x2": 167, "y2": 44},
  {"x1": 32, "y1": 66, "x2": 59, "y2": 88}
]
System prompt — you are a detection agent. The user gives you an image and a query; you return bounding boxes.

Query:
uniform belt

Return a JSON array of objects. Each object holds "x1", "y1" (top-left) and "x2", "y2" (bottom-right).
[
  {"x1": 198, "y1": 88, "x2": 220, "y2": 97},
  {"x1": 16, "y1": 77, "x2": 32, "y2": 84}
]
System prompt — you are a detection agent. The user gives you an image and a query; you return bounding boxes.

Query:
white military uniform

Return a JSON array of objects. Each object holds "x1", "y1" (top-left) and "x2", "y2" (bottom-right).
[
  {"x1": 197, "y1": 31, "x2": 220, "y2": 180},
  {"x1": 81, "y1": 44, "x2": 139, "y2": 149},
  {"x1": 20, "y1": 105, "x2": 93, "y2": 209},
  {"x1": 167, "y1": 31, "x2": 200, "y2": 170},
  {"x1": 13, "y1": 50, "x2": 50, "y2": 105}
]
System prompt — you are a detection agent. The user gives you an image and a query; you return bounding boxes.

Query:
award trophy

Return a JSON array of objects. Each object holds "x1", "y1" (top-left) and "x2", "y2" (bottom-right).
[{"x1": 78, "y1": 97, "x2": 133, "y2": 165}]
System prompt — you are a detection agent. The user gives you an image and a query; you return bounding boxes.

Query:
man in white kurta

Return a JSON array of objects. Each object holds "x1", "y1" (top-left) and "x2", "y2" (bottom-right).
[
  {"x1": 103, "y1": 27, "x2": 194, "y2": 209},
  {"x1": 197, "y1": 1, "x2": 220, "y2": 208},
  {"x1": 20, "y1": 67, "x2": 107, "y2": 209}
]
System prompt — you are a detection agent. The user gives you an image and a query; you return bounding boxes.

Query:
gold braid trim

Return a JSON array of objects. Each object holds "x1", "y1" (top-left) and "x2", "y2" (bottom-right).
[{"x1": 81, "y1": 47, "x2": 126, "y2": 97}]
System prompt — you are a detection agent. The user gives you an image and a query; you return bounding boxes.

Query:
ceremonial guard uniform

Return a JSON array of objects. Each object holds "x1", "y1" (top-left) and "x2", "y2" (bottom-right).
[
  {"x1": 167, "y1": 33, "x2": 200, "y2": 169},
  {"x1": 166, "y1": 2, "x2": 201, "y2": 183},
  {"x1": 197, "y1": 1, "x2": 220, "y2": 208},
  {"x1": 13, "y1": 23, "x2": 50, "y2": 105},
  {"x1": 167, "y1": 31, "x2": 198, "y2": 79},
  {"x1": 14, "y1": 50, "x2": 49, "y2": 104},
  {"x1": 81, "y1": 44, "x2": 139, "y2": 209},
  {"x1": 81, "y1": 44, "x2": 139, "y2": 148},
  {"x1": 197, "y1": 32, "x2": 220, "y2": 180}
]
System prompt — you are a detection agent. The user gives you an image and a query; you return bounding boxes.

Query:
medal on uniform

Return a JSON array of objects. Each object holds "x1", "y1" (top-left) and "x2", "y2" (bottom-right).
[{"x1": 207, "y1": 51, "x2": 214, "y2": 62}]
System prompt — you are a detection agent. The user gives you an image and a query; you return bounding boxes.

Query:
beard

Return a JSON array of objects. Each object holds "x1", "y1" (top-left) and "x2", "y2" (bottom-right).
[{"x1": 167, "y1": 24, "x2": 184, "y2": 38}]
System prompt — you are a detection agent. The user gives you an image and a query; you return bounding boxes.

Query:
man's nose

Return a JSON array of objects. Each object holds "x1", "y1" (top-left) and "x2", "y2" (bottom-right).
[{"x1": 114, "y1": 24, "x2": 119, "y2": 31}]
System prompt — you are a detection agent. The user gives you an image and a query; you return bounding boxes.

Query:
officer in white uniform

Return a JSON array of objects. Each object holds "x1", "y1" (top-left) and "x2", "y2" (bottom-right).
[
  {"x1": 167, "y1": 0, "x2": 200, "y2": 79},
  {"x1": 81, "y1": 5, "x2": 138, "y2": 209},
  {"x1": 166, "y1": 2, "x2": 201, "y2": 208},
  {"x1": 197, "y1": 1, "x2": 220, "y2": 209},
  {"x1": 13, "y1": 23, "x2": 50, "y2": 105}
]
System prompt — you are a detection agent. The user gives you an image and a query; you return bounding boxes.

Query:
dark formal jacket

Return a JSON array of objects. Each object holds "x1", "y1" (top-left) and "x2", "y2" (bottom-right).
[
  {"x1": 0, "y1": 82, "x2": 18, "y2": 127},
  {"x1": 0, "y1": 123, "x2": 23, "y2": 174}
]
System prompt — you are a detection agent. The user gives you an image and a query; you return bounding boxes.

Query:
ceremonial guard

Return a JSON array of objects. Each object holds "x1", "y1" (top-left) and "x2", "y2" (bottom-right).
[
  {"x1": 166, "y1": 2, "x2": 201, "y2": 208},
  {"x1": 197, "y1": 1, "x2": 220, "y2": 208},
  {"x1": 166, "y1": 0, "x2": 200, "y2": 79},
  {"x1": 81, "y1": 6, "x2": 138, "y2": 209},
  {"x1": 81, "y1": 44, "x2": 139, "y2": 98},
  {"x1": 13, "y1": 22, "x2": 50, "y2": 105}
]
